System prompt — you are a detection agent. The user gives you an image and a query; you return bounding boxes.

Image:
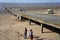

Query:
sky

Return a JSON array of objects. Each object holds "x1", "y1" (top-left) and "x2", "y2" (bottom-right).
[{"x1": 0, "y1": 0, "x2": 60, "y2": 3}]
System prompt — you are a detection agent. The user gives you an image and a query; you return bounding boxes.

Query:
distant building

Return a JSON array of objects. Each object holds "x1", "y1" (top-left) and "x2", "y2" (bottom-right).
[{"x1": 45, "y1": 9, "x2": 54, "y2": 14}]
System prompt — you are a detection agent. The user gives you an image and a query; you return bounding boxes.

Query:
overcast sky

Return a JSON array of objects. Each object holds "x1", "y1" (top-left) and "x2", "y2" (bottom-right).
[{"x1": 0, "y1": 0, "x2": 60, "y2": 3}]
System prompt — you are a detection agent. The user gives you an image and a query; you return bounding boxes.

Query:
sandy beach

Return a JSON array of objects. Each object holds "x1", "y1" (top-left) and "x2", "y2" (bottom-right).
[{"x1": 0, "y1": 9, "x2": 60, "y2": 40}]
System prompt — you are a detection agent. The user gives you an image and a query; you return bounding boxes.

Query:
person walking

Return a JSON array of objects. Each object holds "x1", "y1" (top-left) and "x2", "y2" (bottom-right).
[
  {"x1": 24, "y1": 27, "x2": 27, "y2": 40},
  {"x1": 29, "y1": 29, "x2": 33, "y2": 40}
]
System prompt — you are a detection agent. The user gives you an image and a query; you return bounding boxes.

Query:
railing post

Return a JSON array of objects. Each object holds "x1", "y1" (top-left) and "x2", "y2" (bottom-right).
[
  {"x1": 29, "y1": 19, "x2": 31, "y2": 25},
  {"x1": 41, "y1": 23, "x2": 43, "y2": 33}
]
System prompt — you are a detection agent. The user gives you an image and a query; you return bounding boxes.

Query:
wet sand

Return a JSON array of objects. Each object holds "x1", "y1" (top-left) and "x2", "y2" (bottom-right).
[{"x1": 0, "y1": 11, "x2": 59, "y2": 40}]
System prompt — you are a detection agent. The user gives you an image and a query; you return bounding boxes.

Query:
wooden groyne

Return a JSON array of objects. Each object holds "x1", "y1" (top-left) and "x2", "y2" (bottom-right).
[
  {"x1": 20, "y1": 14, "x2": 60, "y2": 34},
  {"x1": 4, "y1": 7, "x2": 17, "y2": 17},
  {"x1": 4, "y1": 7, "x2": 60, "y2": 34},
  {"x1": 4, "y1": 7, "x2": 12, "y2": 13}
]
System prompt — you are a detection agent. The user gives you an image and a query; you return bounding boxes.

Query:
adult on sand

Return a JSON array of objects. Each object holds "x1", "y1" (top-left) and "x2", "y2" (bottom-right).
[
  {"x1": 24, "y1": 27, "x2": 27, "y2": 40},
  {"x1": 29, "y1": 29, "x2": 33, "y2": 40}
]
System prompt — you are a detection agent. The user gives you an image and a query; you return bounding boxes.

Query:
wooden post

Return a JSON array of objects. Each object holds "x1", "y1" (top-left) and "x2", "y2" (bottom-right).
[
  {"x1": 29, "y1": 19, "x2": 31, "y2": 25},
  {"x1": 41, "y1": 23, "x2": 43, "y2": 33}
]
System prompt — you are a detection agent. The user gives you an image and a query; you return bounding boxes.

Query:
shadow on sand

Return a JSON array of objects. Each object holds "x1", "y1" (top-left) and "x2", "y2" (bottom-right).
[
  {"x1": 33, "y1": 35, "x2": 46, "y2": 40},
  {"x1": 16, "y1": 32, "x2": 46, "y2": 40}
]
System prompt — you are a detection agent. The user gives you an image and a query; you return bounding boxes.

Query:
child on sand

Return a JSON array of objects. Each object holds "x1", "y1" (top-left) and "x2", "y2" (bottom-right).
[
  {"x1": 24, "y1": 28, "x2": 27, "y2": 40},
  {"x1": 29, "y1": 29, "x2": 33, "y2": 40}
]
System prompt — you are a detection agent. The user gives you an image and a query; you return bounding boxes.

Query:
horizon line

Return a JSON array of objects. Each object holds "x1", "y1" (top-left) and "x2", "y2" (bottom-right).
[{"x1": 0, "y1": 2, "x2": 60, "y2": 4}]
